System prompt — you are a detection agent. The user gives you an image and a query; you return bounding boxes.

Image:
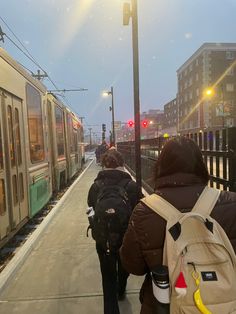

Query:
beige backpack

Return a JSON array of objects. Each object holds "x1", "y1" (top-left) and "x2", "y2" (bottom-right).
[{"x1": 142, "y1": 186, "x2": 236, "y2": 314}]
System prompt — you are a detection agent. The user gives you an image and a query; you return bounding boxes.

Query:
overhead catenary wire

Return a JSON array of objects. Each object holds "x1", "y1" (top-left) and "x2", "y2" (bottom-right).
[
  {"x1": 0, "y1": 16, "x2": 41, "y2": 67},
  {"x1": 3, "y1": 32, "x2": 60, "y2": 91},
  {"x1": 0, "y1": 19, "x2": 81, "y2": 115},
  {"x1": 0, "y1": 17, "x2": 88, "y2": 122},
  {"x1": 0, "y1": 15, "x2": 59, "y2": 91}
]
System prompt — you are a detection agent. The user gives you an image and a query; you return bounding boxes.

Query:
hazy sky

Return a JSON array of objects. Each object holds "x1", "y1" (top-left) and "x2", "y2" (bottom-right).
[{"x1": 1, "y1": 0, "x2": 236, "y2": 137}]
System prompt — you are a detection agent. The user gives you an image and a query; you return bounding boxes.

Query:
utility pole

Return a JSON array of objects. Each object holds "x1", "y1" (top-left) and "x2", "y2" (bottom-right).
[
  {"x1": 32, "y1": 70, "x2": 48, "y2": 80},
  {"x1": 109, "y1": 86, "x2": 115, "y2": 145},
  {"x1": 123, "y1": 0, "x2": 142, "y2": 191},
  {"x1": 0, "y1": 26, "x2": 5, "y2": 42},
  {"x1": 88, "y1": 128, "x2": 92, "y2": 147},
  {"x1": 103, "y1": 87, "x2": 115, "y2": 145},
  {"x1": 79, "y1": 116, "x2": 85, "y2": 124}
]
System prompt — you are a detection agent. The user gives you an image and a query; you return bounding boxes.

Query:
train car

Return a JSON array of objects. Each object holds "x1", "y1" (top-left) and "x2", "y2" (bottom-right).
[
  {"x1": 64, "y1": 108, "x2": 84, "y2": 180},
  {"x1": 0, "y1": 48, "x2": 84, "y2": 247},
  {"x1": 46, "y1": 94, "x2": 84, "y2": 193}
]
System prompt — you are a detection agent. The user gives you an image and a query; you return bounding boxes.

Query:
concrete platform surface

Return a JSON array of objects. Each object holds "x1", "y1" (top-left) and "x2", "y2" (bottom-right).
[{"x1": 0, "y1": 158, "x2": 143, "y2": 314}]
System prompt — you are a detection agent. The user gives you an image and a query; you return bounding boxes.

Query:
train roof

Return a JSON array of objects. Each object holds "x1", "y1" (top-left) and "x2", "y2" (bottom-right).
[
  {"x1": 0, "y1": 47, "x2": 47, "y2": 93},
  {"x1": 47, "y1": 93, "x2": 83, "y2": 128}
]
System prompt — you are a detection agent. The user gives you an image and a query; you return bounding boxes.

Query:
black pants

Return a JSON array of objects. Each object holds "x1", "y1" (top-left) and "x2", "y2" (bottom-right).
[{"x1": 97, "y1": 248, "x2": 129, "y2": 314}]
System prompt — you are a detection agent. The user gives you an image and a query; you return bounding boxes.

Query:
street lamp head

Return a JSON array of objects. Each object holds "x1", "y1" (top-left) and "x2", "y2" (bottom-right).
[
  {"x1": 204, "y1": 88, "x2": 214, "y2": 98},
  {"x1": 123, "y1": 3, "x2": 131, "y2": 26},
  {"x1": 102, "y1": 91, "x2": 110, "y2": 97}
]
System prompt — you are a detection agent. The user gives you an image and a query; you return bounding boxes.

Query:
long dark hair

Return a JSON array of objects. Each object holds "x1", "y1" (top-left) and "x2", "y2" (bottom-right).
[{"x1": 154, "y1": 136, "x2": 209, "y2": 184}]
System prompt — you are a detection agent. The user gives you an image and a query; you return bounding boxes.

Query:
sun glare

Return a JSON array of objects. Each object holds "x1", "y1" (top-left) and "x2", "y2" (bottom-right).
[{"x1": 58, "y1": 0, "x2": 96, "y2": 55}]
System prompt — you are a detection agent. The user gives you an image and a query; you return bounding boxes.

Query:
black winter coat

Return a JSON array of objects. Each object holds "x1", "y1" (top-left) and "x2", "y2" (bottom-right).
[
  {"x1": 87, "y1": 168, "x2": 142, "y2": 211},
  {"x1": 87, "y1": 168, "x2": 143, "y2": 253}
]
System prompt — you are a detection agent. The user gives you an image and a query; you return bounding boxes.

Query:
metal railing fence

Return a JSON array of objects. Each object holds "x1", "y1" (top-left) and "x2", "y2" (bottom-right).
[{"x1": 117, "y1": 127, "x2": 236, "y2": 193}]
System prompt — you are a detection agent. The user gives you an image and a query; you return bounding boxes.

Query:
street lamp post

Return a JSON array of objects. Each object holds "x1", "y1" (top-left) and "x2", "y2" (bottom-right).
[
  {"x1": 123, "y1": 0, "x2": 142, "y2": 191},
  {"x1": 103, "y1": 87, "x2": 115, "y2": 145}
]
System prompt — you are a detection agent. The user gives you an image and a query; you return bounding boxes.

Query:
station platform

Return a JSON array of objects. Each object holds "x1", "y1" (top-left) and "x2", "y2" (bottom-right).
[{"x1": 0, "y1": 155, "x2": 143, "y2": 314}]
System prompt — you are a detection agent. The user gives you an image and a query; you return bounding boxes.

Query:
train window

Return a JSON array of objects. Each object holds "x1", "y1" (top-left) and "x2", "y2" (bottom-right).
[
  {"x1": 12, "y1": 174, "x2": 18, "y2": 205},
  {"x1": 72, "y1": 125, "x2": 77, "y2": 153},
  {"x1": 67, "y1": 115, "x2": 77, "y2": 153},
  {"x1": 0, "y1": 179, "x2": 6, "y2": 215},
  {"x1": 55, "y1": 106, "x2": 65, "y2": 157},
  {"x1": 15, "y1": 108, "x2": 22, "y2": 165},
  {"x1": 7, "y1": 106, "x2": 16, "y2": 167},
  {"x1": 26, "y1": 84, "x2": 45, "y2": 163},
  {"x1": 19, "y1": 173, "x2": 24, "y2": 202},
  {"x1": 0, "y1": 121, "x2": 3, "y2": 169}
]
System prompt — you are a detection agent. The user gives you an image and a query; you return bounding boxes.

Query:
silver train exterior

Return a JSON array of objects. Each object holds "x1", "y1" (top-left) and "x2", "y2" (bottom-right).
[{"x1": 0, "y1": 48, "x2": 84, "y2": 247}]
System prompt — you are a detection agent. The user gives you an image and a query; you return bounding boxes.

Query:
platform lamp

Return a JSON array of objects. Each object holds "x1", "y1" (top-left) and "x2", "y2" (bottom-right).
[{"x1": 102, "y1": 87, "x2": 115, "y2": 145}]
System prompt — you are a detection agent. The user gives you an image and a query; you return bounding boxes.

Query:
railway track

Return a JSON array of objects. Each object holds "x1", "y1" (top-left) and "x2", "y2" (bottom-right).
[{"x1": 0, "y1": 159, "x2": 90, "y2": 274}]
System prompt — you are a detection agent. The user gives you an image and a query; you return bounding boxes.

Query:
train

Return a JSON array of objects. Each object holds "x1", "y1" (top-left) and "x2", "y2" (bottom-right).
[{"x1": 0, "y1": 48, "x2": 85, "y2": 247}]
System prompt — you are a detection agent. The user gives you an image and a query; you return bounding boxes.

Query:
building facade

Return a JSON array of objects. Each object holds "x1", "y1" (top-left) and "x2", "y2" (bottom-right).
[
  {"x1": 140, "y1": 109, "x2": 164, "y2": 139},
  {"x1": 177, "y1": 43, "x2": 236, "y2": 132},
  {"x1": 162, "y1": 98, "x2": 178, "y2": 136}
]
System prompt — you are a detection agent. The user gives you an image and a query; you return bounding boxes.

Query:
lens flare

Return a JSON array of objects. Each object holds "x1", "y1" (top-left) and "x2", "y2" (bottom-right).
[{"x1": 58, "y1": 0, "x2": 95, "y2": 56}]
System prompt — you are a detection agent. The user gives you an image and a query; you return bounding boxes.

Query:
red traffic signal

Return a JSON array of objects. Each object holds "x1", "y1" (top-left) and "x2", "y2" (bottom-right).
[
  {"x1": 127, "y1": 120, "x2": 134, "y2": 127},
  {"x1": 142, "y1": 120, "x2": 148, "y2": 128}
]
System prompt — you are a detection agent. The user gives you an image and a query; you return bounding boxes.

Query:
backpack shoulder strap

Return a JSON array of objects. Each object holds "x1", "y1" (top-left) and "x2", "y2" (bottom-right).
[
  {"x1": 192, "y1": 186, "x2": 220, "y2": 216},
  {"x1": 141, "y1": 194, "x2": 180, "y2": 222}
]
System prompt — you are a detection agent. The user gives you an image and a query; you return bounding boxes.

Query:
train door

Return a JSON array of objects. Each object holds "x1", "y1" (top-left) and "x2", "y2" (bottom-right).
[
  {"x1": 46, "y1": 99, "x2": 56, "y2": 191},
  {"x1": 0, "y1": 93, "x2": 9, "y2": 240},
  {"x1": 2, "y1": 91, "x2": 28, "y2": 230}
]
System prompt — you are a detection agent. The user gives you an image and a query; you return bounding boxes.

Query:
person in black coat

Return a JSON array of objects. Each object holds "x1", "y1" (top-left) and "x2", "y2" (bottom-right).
[{"x1": 87, "y1": 149, "x2": 143, "y2": 314}]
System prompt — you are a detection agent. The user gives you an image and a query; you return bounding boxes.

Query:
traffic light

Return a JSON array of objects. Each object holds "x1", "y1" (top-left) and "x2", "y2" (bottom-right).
[
  {"x1": 142, "y1": 120, "x2": 148, "y2": 128},
  {"x1": 102, "y1": 123, "x2": 106, "y2": 132},
  {"x1": 127, "y1": 120, "x2": 134, "y2": 127}
]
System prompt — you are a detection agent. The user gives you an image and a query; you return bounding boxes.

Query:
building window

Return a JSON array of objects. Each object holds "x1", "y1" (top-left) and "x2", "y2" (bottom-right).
[
  {"x1": 196, "y1": 59, "x2": 199, "y2": 66},
  {"x1": 226, "y1": 68, "x2": 234, "y2": 76},
  {"x1": 189, "y1": 77, "x2": 192, "y2": 86},
  {"x1": 226, "y1": 51, "x2": 234, "y2": 60},
  {"x1": 189, "y1": 64, "x2": 193, "y2": 72},
  {"x1": 189, "y1": 92, "x2": 193, "y2": 100},
  {"x1": 196, "y1": 73, "x2": 199, "y2": 81},
  {"x1": 196, "y1": 88, "x2": 200, "y2": 96},
  {"x1": 226, "y1": 84, "x2": 234, "y2": 92}
]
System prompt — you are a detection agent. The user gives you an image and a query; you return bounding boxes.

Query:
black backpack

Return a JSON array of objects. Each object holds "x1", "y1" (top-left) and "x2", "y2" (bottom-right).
[{"x1": 92, "y1": 179, "x2": 132, "y2": 253}]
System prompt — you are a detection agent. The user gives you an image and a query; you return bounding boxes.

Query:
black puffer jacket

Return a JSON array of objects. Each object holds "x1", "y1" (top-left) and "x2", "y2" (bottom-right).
[
  {"x1": 120, "y1": 173, "x2": 236, "y2": 314},
  {"x1": 87, "y1": 168, "x2": 142, "y2": 210}
]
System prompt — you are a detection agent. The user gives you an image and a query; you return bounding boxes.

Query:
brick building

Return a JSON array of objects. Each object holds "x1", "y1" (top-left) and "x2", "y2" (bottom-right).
[{"x1": 177, "y1": 43, "x2": 236, "y2": 132}]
